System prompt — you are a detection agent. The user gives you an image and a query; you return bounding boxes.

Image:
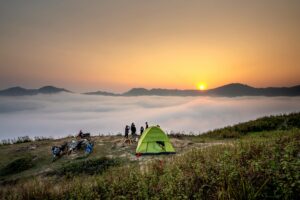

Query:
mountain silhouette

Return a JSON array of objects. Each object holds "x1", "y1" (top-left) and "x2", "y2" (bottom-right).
[
  {"x1": 0, "y1": 86, "x2": 70, "y2": 96},
  {"x1": 84, "y1": 91, "x2": 120, "y2": 96},
  {"x1": 1, "y1": 83, "x2": 300, "y2": 97},
  {"x1": 38, "y1": 86, "x2": 70, "y2": 94},
  {"x1": 121, "y1": 83, "x2": 300, "y2": 97},
  {"x1": 207, "y1": 83, "x2": 300, "y2": 97},
  {"x1": 123, "y1": 88, "x2": 201, "y2": 96}
]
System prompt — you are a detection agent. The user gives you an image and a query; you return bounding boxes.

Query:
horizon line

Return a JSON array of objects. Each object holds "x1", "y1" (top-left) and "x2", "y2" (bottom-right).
[{"x1": 1, "y1": 82, "x2": 300, "y2": 94}]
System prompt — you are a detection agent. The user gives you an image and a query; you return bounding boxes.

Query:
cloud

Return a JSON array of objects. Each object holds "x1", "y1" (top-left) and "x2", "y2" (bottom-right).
[{"x1": 0, "y1": 94, "x2": 299, "y2": 140}]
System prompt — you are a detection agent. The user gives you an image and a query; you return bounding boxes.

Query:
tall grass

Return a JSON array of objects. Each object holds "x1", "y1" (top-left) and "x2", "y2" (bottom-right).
[
  {"x1": 200, "y1": 112, "x2": 300, "y2": 139},
  {"x1": 1, "y1": 129, "x2": 299, "y2": 200}
]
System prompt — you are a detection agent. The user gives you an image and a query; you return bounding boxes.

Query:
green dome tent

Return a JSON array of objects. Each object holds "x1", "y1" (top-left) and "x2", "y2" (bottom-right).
[{"x1": 136, "y1": 126, "x2": 176, "y2": 155}]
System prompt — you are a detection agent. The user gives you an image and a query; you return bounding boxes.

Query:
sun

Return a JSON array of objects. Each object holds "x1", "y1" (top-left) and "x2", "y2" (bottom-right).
[{"x1": 197, "y1": 83, "x2": 207, "y2": 91}]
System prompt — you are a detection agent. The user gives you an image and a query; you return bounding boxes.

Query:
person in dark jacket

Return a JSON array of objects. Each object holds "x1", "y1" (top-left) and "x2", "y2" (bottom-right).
[
  {"x1": 140, "y1": 126, "x2": 144, "y2": 135},
  {"x1": 125, "y1": 125, "x2": 129, "y2": 138},
  {"x1": 78, "y1": 130, "x2": 83, "y2": 138},
  {"x1": 145, "y1": 122, "x2": 149, "y2": 129},
  {"x1": 131, "y1": 123, "x2": 136, "y2": 136}
]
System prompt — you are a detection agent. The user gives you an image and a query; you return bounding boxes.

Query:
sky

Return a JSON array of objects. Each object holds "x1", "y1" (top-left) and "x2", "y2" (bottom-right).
[{"x1": 0, "y1": 0, "x2": 300, "y2": 92}]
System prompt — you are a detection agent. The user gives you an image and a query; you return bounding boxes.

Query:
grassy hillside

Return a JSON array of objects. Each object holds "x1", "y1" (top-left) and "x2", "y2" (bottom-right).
[
  {"x1": 198, "y1": 112, "x2": 300, "y2": 139},
  {"x1": 0, "y1": 113, "x2": 299, "y2": 199}
]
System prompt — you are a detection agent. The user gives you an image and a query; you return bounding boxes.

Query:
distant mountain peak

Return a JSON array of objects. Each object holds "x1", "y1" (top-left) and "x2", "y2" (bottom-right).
[
  {"x1": 6, "y1": 86, "x2": 27, "y2": 91},
  {"x1": 38, "y1": 86, "x2": 70, "y2": 93},
  {"x1": 0, "y1": 86, "x2": 70, "y2": 96},
  {"x1": 39, "y1": 85, "x2": 59, "y2": 90},
  {"x1": 216, "y1": 83, "x2": 253, "y2": 89},
  {"x1": 128, "y1": 88, "x2": 149, "y2": 92},
  {"x1": 123, "y1": 88, "x2": 150, "y2": 96},
  {"x1": 84, "y1": 90, "x2": 119, "y2": 96}
]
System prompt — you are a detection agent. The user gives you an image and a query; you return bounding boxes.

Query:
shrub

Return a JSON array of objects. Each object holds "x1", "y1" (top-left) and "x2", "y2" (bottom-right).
[
  {"x1": 34, "y1": 136, "x2": 53, "y2": 141},
  {"x1": 0, "y1": 155, "x2": 34, "y2": 176},
  {"x1": 55, "y1": 157, "x2": 122, "y2": 176},
  {"x1": 0, "y1": 139, "x2": 11, "y2": 145},
  {"x1": 14, "y1": 136, "x2": 32, "y2": 144}
]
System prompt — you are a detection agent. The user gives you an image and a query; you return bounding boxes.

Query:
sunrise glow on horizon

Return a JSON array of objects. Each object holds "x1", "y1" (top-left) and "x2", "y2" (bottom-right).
[
  {"x1": 197, "y1": 83, "x2": 207, "y2": 91},
  {"x1": 0, "y1": 1, "x2": 299, "y2": 93}
]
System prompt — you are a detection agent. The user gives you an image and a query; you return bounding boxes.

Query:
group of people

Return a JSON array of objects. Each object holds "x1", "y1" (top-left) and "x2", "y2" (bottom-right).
[{"x1": 125, "y1": 122, "x2": 148, "y2": 138}]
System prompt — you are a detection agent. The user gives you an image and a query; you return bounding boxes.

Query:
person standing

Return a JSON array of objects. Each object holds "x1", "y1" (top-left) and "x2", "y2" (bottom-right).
[
  {"x1": 125, "y1": 125, "x2": 129, "y2": 138},
  {"x1": 145, "y1": 122, "x2": 149, "y2": 129},
  {"x1": 131, "y1": 123, "x2": 136, "y2": 136},
  {"x1": 140, "y1": 126, "x2": 144, "y2": 135}
]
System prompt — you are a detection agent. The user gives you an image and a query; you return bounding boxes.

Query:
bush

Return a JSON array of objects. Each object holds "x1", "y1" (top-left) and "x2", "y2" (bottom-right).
[
  {"x1": 34, "y1": 136, "x2": 53, "y2": 141},
  {"x1": 0, "y1": 155, "x2": 34, "y2": 176},
  {"x1": 55, "y1": 157, "x2": 122, "y2": 176},
  {"x1": 14, "y1": 136, "x2": 32, "y2": 144},
  {"x1": 0, "y1": 139, "x2": 11, "y2": 145}
]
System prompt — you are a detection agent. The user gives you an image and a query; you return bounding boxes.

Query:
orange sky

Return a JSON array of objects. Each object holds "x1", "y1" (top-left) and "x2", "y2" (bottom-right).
[{"x1": 0, "y1": 0, "x2": 299, "y2": 92}]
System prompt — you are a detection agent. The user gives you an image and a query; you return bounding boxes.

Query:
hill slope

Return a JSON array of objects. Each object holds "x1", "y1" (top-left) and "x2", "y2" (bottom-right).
[
  {"x1": 198, "y1": 112, "x2": 300, "y2": 139},
  {"x1": 1, "y1": 112, "x2": 299, "y2": 199}
]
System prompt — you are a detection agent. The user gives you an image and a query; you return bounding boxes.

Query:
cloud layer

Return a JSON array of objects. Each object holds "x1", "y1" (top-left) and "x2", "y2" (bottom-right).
[{"x1": 0, "y1": 94, "x2": 299, "y2": 140}]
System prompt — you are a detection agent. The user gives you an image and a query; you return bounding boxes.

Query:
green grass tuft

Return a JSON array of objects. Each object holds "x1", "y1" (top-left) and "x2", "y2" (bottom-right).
[
  {"x1": 0, "y1": 155, "x2": 34, "y2": 176},
  {"x1": 54, "y1": 157, "x2": 123, "y2": 176}
]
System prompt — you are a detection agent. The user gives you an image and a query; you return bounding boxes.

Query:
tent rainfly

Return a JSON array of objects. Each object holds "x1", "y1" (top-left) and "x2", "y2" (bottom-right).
[{"x1": 136, "y1": 126, "x2": 176, "y2": 155}]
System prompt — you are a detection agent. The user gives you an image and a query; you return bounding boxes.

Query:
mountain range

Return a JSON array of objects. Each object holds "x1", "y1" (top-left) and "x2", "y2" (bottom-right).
[
  {"x1": 1, "y1": 83, "x2": 300, "y2": 97},
  {"x1": 121, "y1": 83, "x2": 300, "y2": 97},
  {"x1": 0, "y1": 86, "x2": 70, "y2": 96}
]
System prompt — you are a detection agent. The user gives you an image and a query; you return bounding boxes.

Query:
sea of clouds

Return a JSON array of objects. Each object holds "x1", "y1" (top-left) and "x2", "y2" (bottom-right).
[{"x1": 0, "y1": 93, "x2": 299, "y2": 140}]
